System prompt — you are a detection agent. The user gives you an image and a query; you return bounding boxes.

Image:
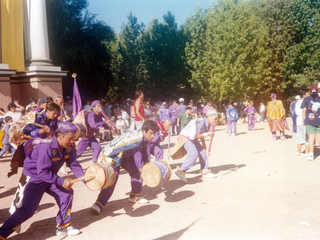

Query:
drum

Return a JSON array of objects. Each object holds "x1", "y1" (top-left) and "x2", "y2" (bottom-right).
[
  {"x1": 141, "y1": 160, "x2": 172, "y2": 188},
  {"x1": 74, "y1": 123, "x2": 87, "y2": 140},
  {"x1": 85, "y1": 163, "x2": 116, "y2": 191}
]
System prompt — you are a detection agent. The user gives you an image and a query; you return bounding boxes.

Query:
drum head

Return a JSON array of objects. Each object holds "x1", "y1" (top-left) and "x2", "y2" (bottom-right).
[
  {"x1": 141, "y1": 163, "x2": 161, "y2": 188},
  {"x1": 85, "y1": 164, "x2": 106, "y2": 191}
]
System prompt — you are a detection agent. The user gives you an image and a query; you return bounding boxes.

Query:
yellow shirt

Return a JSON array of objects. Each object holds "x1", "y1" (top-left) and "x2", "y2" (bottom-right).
[{"x1": 267, "y1": 100, "x2": 285, "y2": 120}]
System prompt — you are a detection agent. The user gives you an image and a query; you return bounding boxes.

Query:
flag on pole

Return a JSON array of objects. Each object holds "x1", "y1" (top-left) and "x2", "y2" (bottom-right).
[{"x1": 72, "y1": 73, "x2": 82, "y2": 119}]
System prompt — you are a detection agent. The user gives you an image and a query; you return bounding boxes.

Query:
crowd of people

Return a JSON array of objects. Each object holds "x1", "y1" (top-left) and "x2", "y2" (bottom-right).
[{"x1": 0, "y1": 86, "x2": 319, "y2": 238}]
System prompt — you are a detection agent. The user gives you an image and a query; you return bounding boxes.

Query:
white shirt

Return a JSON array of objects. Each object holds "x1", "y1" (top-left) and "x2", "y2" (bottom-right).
[
  {"x1": 5, "y1": 111, "x2": 23, "y2": 122},
  {"x1": 260, "y1": 105, "x2": 266, "y2": 112}
]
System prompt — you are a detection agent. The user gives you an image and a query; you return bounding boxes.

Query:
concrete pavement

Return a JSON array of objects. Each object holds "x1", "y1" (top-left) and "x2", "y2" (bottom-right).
[{"x1": 1, "y1": 119, "x2": 320, "y2": 240}]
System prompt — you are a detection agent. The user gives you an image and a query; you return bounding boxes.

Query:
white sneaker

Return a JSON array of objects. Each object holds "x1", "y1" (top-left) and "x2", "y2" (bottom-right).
[
  {"x1": 56, "y1": 225, "x2": 80, "y2": 236},
  {"x1": 90, "y1": 204, "x2": 101, "y2": 215},
  {"x1": 231, "y1": 134, "x2": 235, "y2": 136},
  {"x1": 296, "y1": 152, "x2": 302, "y2": 156},
  {"x1": 202, "y1": 172, "x2": 217, "y2": 178},
  {"x1": 307, "y1": 154, "x2": 314, "y2": 161},
  {"x1": 226, "y1": 133, "x2": 231, "y2": 136},
  {"x1": 129, "y1": 196, "x2": 149, "y2": 204}
]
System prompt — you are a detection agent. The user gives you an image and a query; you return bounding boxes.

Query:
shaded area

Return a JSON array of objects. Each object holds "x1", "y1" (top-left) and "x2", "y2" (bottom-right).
[
  {"x1": 153, "y1": 219, "x2": 200, "y2": 240},
  {"x1": 0, "y1": 187, "x2": 17, "y2": 199}
]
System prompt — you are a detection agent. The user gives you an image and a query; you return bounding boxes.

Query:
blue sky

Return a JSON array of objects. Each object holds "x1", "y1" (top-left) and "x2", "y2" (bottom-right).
[{"x1": 87, "y1": 0, "x2": 214, "y2": 34}]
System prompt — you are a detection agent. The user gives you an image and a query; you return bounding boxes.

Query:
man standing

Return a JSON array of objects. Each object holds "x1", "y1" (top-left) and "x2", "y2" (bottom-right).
[
  {"x1": 64, "y1": 96, "x2": 73, "y2": 121},
  {"x1": 90, "y1": 121, "x2": 159, "y2": 214},
  {"x1": 267, "y1": 93, "x2": 286, "y2": 140},
  {"x1": 226, "y1": 103, "x2": 239, "y2": 136},
  {"x1": 134, "y1": 90, "x2": 145, "y2": 130},
  {"x1": 173, "y1": 110, "x2": 219, "y2": 183},
  {"x1": 176, "y1": 98, "x2": 186, "y2": 134},
  {"x1": 177, "y1": 106, "x2": 193, "y2": 132},
  {"x1": 159, "y1": 102, "x2": 171, "y2": 120},
  {"x1": 301, "y1": 85, "x2": 320, "y2": 161},
  {"x1": 189, "y1": 100, "x2": 197, "y2": 117},
  {"x1": 289, "y1": 96, "x2": 300, "y2": 133},
  {"x1": 169, "y1": 100, "x2": 179, "y2": 135},
  {"x1": 76, "y1": 100, "x2": 109, "y2": 163},
  {"x1": 0, "y1": 122, "x2": 84, "y2": 238}
]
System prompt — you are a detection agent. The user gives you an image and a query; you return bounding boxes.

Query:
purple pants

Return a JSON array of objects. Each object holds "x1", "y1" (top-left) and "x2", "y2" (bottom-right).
[
  {"x1": 248, "y1": 114, "x2": 255, "y2": 131},
  {"x1": 77, "y1": 136, "x2": 101, "y2": 162},
  {"x1": 0, "y1": 179, "x2": 73, "y2": 238},
  {"x1": 94, "y1": 157, "x2": 143, "y2": 207},
  {"x1": 226, "y1": 120, "x2": 236, "y2": 134},
  {"x1": 171, "y1": 117, "x2": 178, "y2": 135},
  {"x1": 179, "y1": 140, "x2": 209, "y2": 173},
  {"x1": 0, "y1": 143, "x2": 16, "y2": 157}
]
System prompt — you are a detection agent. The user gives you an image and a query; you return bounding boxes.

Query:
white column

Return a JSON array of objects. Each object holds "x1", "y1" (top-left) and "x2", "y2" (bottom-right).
[{"x1": 24, "y1": 0, "x2": 52, "y2": 66}]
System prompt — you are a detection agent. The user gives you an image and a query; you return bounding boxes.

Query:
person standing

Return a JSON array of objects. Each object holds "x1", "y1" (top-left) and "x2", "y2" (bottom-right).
[
  {"x1": 169, "y1": 100, "x2": 179, "y2": 135},
  {"x1": 267, "y1": 93, "x2": 286, "y2": 140},
  {"x1": 76, "y1": 100, "x2": 109, "y2": 163},
  {"x1": 134, "y1": 90, "x2": 145, "y2": 130},
  {"x1": 295, "y1": 90, "x2": 309, "y2": 156},
  {"x1": 202, "y1": 101, "x2": 214, "y2": 116},
  {"x1": 0, "y1": 116, "x2": 16, "y2": 158},
  {"x1": 177, "y1": 106, "x2": 193, "y2": 132},
  {"x1": 0, "y1": 122, "x2": 84, "y2": 238},
  {"x1": 5, "y1": 103, "x2": 23, "y2": 122},
  {"x1": 226, "y1": 103, "x2": 239, "y2": 136},
  {"x1": 259, "y1": 102, "x2": 266, "y2": 122},
  {"x1": 159, "y1": 102, "x2": 171, "y2": 120},
  {"x1": 175, "y1": 98, "x2": 186, "y2": 134},
  {"x1": 189, "y1": 100, "x2": 197, "y2": 117},
  {"x1": 301, "y1": 85, "x2": 320, "y2": 161},
  {"x1": 244, "y1": 101, "x2": 257, "y2": 131},
  {"x1": 289, "y1": 96, "x2": 300, "y2": 133}
]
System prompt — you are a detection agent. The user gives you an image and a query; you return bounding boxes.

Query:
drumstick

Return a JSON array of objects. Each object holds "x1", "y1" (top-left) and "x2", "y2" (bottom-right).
[
  {"x1": 30, "y1": 122, "x2": 45, "y2": 128},
  {"x1": 71, "y1": 175, "x2": 95, "y2": 184},
  {"x1": 100, "y1": 110, "x2": 116, "y2": 131}
]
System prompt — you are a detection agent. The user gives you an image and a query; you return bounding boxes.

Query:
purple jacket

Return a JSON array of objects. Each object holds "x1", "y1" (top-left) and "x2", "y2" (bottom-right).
[
  {"x1": 176, "y1": 104, "x2": 186, "y2": 117},
  {"x1": 159, "y1": 107, "x2": 171, "y2": 120},
  {"x1": 23, "y1": 136, "x2": 84, "y2": 186},
  {"x1": 85, "y1": 111, "x2": 109, "y2": 138},
  {"x1": 169, "y1": 105, "x2": 178, "y2": 118}
]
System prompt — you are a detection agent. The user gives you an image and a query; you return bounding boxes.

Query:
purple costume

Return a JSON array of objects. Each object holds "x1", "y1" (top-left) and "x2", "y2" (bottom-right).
[
  {"x1": 23, "y1": 111, "x2": 58, "y2": 138},
  {"x1": 93, "y1": 137, "x2": 151, "y2": 209},
  {"x1": 169, "y1": 104, "x2": 179, "y2": 135},
  {"x1": 0, "y1": 123, "x2": 16, "y2": 157},
  {"x1": 76, "y1": 110, "x2": 109, "y2": 162},
  {"x1": 179, "y1": 118, "x2": 211, "y2": 173},
  {"x1": 0, "y1": 136, "x2": 84, "y2": 238},
  {"x1": 244, "y1": 105, "x2": 257, "y2": 131},
  {"x1": 147, "y1": 131, "x2": 165, "y2": 160},
  {"x1": 159, "y1": 107, "x2": 171, "y2": 120}
]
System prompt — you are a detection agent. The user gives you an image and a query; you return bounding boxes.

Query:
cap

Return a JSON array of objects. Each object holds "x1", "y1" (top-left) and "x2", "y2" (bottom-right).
[
  {"x1": 309, "y1": 85, "x2": 318, "y2": 93},
  {"x1": 39, "y1": 98, "x2": 49, "y2": 104},
  {"x1": 179, "y1": 98, "x2": 184, "y2": 102},
  {"x1": 270, "y1": 93, "x2": 277, "y2": 98},
  {"x1": 206, "y1": 110, "x2": 218, "y2": 117},
  {"x1": 118, "y1": 115, "x2": 122, "y2": 118},
  {"x1": 30, "y1": 102, "x2": 37, "y2": 106},
  {"x1": 58, "y1": 122, "x2": 78, "y2": 133},
  {"x1": 91, "y1": 100, "x2": 100, "y2": 107},
  {"x1": 190, "y1": 100, "x2": 194, "y2": 103},
  {"x1": 295, "y1": 95, "x2": 301, "y2": 100},
  {"x1": 127, "y1": 98, "x2": 131, "y2": 101},
  {"x1": 66, "y1": 96, "x2": 71, "y2": 99},
  {"x1": 162, "y1": 102, "x2": 167, "y2": 105},
  {"x1": 207, "y1": 101, "x2": 212, "y2": 104}
]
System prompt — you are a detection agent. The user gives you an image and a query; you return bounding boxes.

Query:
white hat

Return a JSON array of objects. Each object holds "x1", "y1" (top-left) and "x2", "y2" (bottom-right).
[
  {"x1": 206, "y1": 110, "x2": 218, "y2": 116},
  {"x1": 295, "y1": 95, "x2": 301, "y2": 100},
  {"x1": 127, "y1": 98, "x2": 131, "y2": 101},
  {"x1": 179, "y1": 98, "x2": 184, "y2": 102}
]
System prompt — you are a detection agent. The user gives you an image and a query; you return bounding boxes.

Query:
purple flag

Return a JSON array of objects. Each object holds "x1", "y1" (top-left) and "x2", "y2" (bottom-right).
[{"x1": 73, "y1": 78, "x2": 82, "y2": 119}]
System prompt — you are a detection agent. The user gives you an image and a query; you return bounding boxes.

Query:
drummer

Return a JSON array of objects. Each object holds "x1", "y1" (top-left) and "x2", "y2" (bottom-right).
[
  {"x1": 76, "y1": 100, "x2": 110, "y2": 163},
  {"x1": 146, "y1": 117, "x2": 172, "y2": 162},
  {"x1": 0, "y1": 122, "x2": 85, "y2": 238},
  {"x1": 90, "y1": 120, "x2": 159, "y2": 215}
]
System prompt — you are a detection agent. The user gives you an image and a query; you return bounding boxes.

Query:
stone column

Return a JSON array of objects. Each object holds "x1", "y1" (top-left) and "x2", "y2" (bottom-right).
[{"x1": 24, "y1": 0, "x2": 52, "y2": 66}]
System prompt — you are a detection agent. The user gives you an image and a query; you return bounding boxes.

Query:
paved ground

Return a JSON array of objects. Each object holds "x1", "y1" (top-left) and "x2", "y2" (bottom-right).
[{"x1": 1, "y1": 118, "x2": 320, "y2": 240}]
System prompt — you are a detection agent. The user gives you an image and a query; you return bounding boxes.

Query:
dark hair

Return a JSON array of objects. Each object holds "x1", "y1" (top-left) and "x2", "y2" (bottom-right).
[
  {"x1": 142, "y1": 120, "x2": 159, "y2": 133},
  {"x1": 299, "y1": 90, "x2": 308, "y2": 98},
  {"x1": 0, "y1": 108, "x2": 4, "y2": 112},
  {"x1": 55, "y1": 129, "x2": 69, "y2": 137},
  {"x1": 46, "y1": 103, "x2": 61, "y2": 112},
  {"x1": 135, "y1": 90, "x2": 143, "y2": 98},
  {"x1": 30, "y1": 98, "x2": 37, "y2": 103},
  {"x1": 8, "y1": 103, "x2": 16, "y2": 111},
  {"x1": 5, "y1": 116, "x2": 12, "y2": 123},
  {"x1": 46, "y1": 96, "x2": 53, "y2": 102}
]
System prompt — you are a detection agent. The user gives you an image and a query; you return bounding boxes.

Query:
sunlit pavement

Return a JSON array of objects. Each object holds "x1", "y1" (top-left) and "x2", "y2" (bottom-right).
[{"x1": 1, "y1": 118, "x2": 320, "y2": 240}]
